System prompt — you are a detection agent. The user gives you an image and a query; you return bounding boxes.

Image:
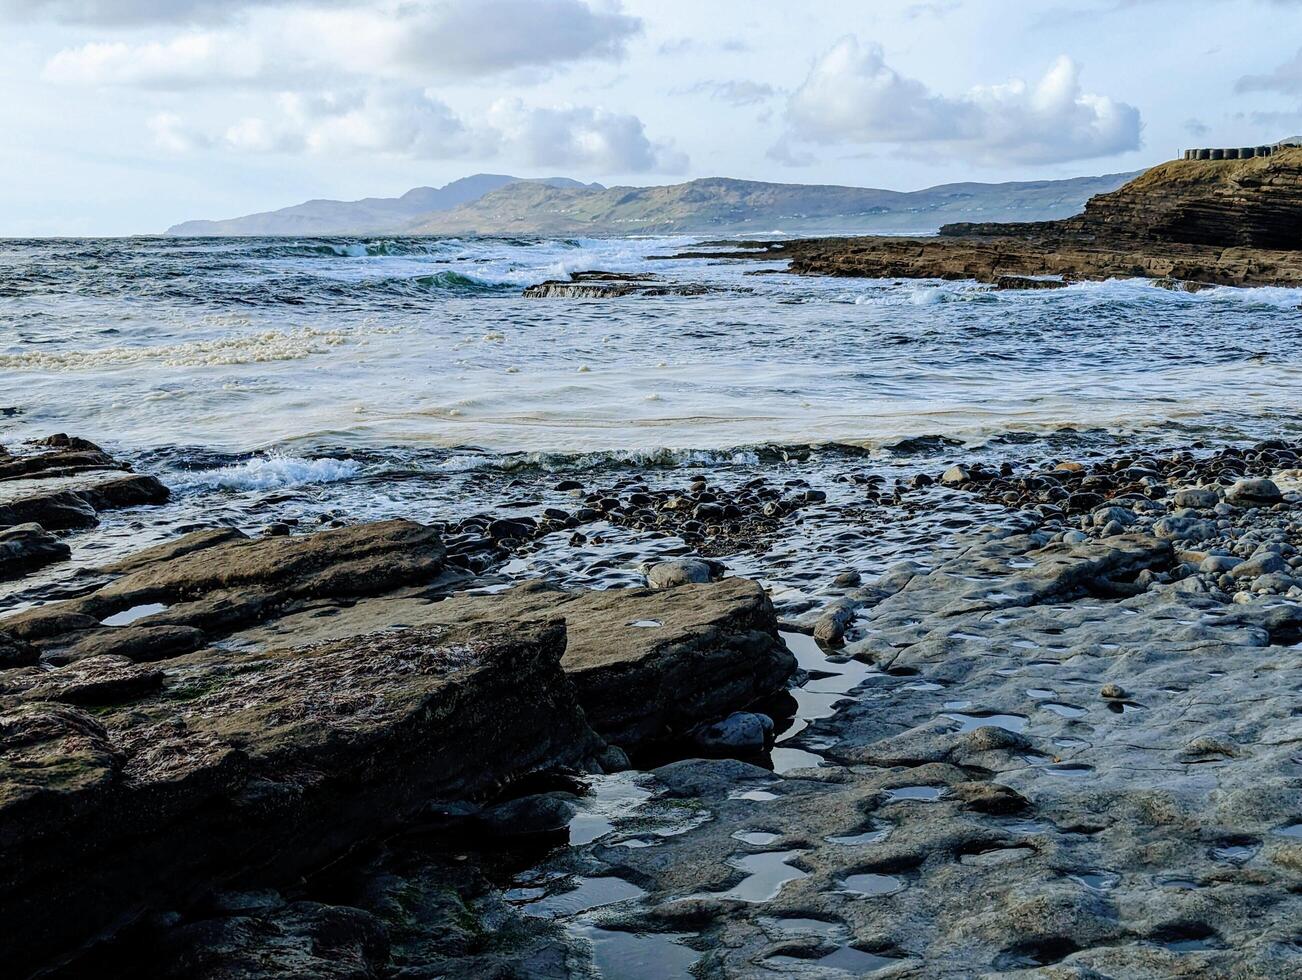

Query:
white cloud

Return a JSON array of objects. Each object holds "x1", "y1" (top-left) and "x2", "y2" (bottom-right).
[
  {"x1": 778, "y1": 37, "x2": 1141, "y2": 165},
  {"x1": 488, "y1": 99, "x2": 687, "y2": 172},
  {"x1": 44, "y1": 34, "x2": 277, "y2": 88},
  {"x1": 390, "y1": 0, "x2": 640, "y2": 77},
  {"x1": 43, "y1": 1, "x2": 640, "y2": 89},
  {"x1": 150, "y1": 89, "x2": 686, "y2": 174},
  {"x1": 0, "y1": 0, "x2": 355, "y2": 25},
  {"x1": 1236, "y1": 48, "x2": 1302, "y2": 95},
  {"x1": 684, "y1": 80, "x2": 777, "y2": 107}
]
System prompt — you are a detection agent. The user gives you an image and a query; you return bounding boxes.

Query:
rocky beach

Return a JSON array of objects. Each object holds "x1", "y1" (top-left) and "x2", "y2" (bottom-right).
[{"x1": 3, "y1": 156, "x2": 1302, "y2": 979}]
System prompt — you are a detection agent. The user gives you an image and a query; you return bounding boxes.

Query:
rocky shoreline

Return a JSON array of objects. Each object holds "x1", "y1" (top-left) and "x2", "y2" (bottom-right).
[
  {"x1": 1, "y1": 433, "x2": 1300, "y2": 976},
  {"x1": 663, "y1": 149, "x2": 1302, "y2": 289}
]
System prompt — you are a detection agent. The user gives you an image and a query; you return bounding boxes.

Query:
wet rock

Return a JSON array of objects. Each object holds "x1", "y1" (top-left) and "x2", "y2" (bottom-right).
[
  {"x1": 0, "y1": 522, "x2": 70, "y2": 579},
  {"x1": 1153, "y1": 515, "x2": 1218, "y2": 542},
  {"x1": 645, "y1": 557, "x2": 723, "y2": 589},
  {"x1": 941, "y1": 464, "x2": 971, "y2": 486},
  {"x1": 522, "y1": 270, "x2": 738, "y2": 299},
  {"x1": 0, "y1": 436, "x2": 167, "y2": 534},
  {"x1": 1229, "y1": 551, "x2": 1287, "y2": 579},
  {"x1": 1, "y1": 519, "x2": 452, "y2": 655},
  {"x1": 410, "y1": 577, "x2": 793, "y2": 750},
  {"x1": 812, "y1": 598, "x2": 859, "y2": 645},
  {"x1": 651, "y1": 757, "x2": 774, "y2": 797},
  {"x1": 1173, "y1": 488, "x2": 1220, "y2": 509},
  {"x1": 0, "y1": 617, "x2": 601, "y2": 977},
  {"x1": 692, "y1": 711, "x2": 775, "y2": 754}
]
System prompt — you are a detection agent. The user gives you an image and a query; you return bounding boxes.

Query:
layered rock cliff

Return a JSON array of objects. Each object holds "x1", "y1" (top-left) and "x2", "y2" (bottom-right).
[{"x1": 690, "y1": 149, "x2": 1302, "y2": 288}]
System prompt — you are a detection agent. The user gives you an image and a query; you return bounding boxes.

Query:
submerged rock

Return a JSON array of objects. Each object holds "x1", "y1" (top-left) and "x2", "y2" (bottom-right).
[{"x1": 523, "y1": 270, "x2": 735, "y2": 299}]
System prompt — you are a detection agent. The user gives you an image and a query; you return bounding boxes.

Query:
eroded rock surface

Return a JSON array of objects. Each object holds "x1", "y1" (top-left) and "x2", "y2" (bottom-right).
[{"x1": 0, "y1": 436, "x2": 168, "y2": 579}]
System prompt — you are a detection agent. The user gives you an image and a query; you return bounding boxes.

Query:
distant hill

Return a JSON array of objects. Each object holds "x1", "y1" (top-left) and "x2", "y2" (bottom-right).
[
  {"x1": 165, "y1": 175, "x2": 600, "y2": 236},
  {"x1": 403, "y1": 173, "x2": 1142, "y2": 237},
  {"x1": 166, "y1": 171, "x2": 1142, "y2": 238}
]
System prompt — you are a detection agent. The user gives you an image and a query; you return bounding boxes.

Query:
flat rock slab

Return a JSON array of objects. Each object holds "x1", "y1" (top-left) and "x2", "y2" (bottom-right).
[
  {"x1": 0, "y1": 616, "x2": 602, "y2": 977},
  {"x1": 1, "y1": 519, "x2": 455, "y2": 663},
  {"x1": 218, "y1": 577, "x2": 796, "y2": 751}
]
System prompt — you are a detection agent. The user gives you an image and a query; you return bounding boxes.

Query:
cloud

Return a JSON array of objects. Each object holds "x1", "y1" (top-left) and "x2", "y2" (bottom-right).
[
  {"x1": 44, "y1": 34, "x2": 280, "y2": 88},
  {"x1": 151, "y1": 89, "x2": 686, "y2": 173},
  {"x1": 1184, "y1": 118, "x2": 1210, "y2": 137},
  {"x1": 683, "y1": 80, "x2": 777, "y2": 107},
  {"x1": 0, "y1": 0, "x2": 352, "y2": 25},
  {"x1": 1236, "y1": 47, "x2": 1302, "y2": 95},
  {"x1": 390, "y1": 0, "x2": 640, "y2": 77},
  {"x1": 43, "y1": 0, "x2": 640, "y2": 88},
  {"x1": 777, "y1": 37, "x2": 1141, "y2": 165},
  {"x1": 765, "y1": 135, "x2": 815, "y2": 167},
  {"x1": 487, "y1": 99, "x2": 687, "y2": 172}
]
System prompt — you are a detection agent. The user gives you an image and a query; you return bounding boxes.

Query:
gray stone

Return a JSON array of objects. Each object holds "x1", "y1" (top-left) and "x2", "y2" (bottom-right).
[
  {"x1": 1172, "y1": 488, "x2": 1220, "y2": 509},
  {"x1": 1225, "y1": 478, "x2": 1283, "y2": 506},
  {"x1": 645, "y1": 558, "x2": 722, "y2": 589},
  {"x1": 692, "y1": 711, "x2": 774, "y2": 754}
]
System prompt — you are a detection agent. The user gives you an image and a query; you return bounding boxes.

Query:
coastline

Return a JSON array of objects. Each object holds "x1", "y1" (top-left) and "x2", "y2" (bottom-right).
[{"x1": 2, "y1": 430, "x2": 1300, "y2": 975}]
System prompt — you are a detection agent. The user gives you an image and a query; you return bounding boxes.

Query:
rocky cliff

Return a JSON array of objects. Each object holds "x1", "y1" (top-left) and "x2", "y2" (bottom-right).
[
  {"x1": 692, "y1": 149, "x2": 1302, "y2": 288},
  {"x1": 944, "y1": 148, "x2": 1302, "y2": 250}
]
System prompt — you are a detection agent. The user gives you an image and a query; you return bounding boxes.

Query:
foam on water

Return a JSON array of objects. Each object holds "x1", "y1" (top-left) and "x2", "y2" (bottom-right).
[
  {"x1": 177, "y1": 453, "x2": 363, "y2": 491},
  {"x1": 3, "y1": 235, "x2": 1302, "y2": 453}
]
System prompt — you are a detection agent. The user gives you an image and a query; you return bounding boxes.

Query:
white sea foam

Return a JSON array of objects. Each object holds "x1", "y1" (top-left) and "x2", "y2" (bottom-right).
[
  {"x1": 0, "y1": 327, "x2": 350, "y2": 372},
  {"x1": 178, "y1": 454, "x2": 362, "y2": 491}
]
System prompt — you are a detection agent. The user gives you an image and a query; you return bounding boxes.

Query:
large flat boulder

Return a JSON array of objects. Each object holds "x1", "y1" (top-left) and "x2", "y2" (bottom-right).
[
  {"x1": 225, "y1": 577, "x2": 795, "y2": 751},
  {"x1": 0, "y1": 616, "x2": 602, "y2": 977}
]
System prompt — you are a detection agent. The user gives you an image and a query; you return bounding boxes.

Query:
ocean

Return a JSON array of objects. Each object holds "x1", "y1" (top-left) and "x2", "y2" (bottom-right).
[{"x1": 3, "y1": 233, "x2": 1301, "y2": 608}]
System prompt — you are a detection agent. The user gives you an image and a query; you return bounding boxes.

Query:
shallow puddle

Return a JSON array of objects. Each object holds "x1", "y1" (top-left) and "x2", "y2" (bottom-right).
[
  {"x1": 762, "y1": 916, "x2": 844, "y2": 938},
  {"x1": 731, "y1": 788, "x2": 779, "y2": 802},
  {"x1": 627, "y1": 619, "x2": 662, "y2": 628},
  {"x1": 886, "y1": 785, "x2": 946, "y2": 802},
  {"x1": 943, "y1": 711, "x2": 1027, "y2": 734},
  {"x1": 839, "y1": 873, "x2": 904, "y2": 897},
  {"x1": 570, "y1": 923, "x2": 698, "y2": 978},
  {"x1": 1043, "y1": 763, "x2": 1094, "y2": 778},
  {"x1": 1274, "y1": 822, "x2": 1302, "y2": 838},
  {"x1": 100, "y1": 602, "x2": 169, "y2": 626},
  {"x1": 719, "y1": 850, "x2": 809, "y2": 902},
  {"x1": 1042, "y1": 702, "x2": 1087, "y2": 718},
  {"x1": 521, "y1": 876, "x2": 646, "y2": 918},
  {"x1": 1210, "y1": 839, "x2": 1260, "y2": 864},
  {"x1": 568, "y1": 773, "x2": 653, "y2": 846},
  {"x1": 1069, "y1": 870, "x2": 1120, "y2": 891},
  {"x1": 770, "y1": 746, "x2": 826, "y2": 774},
  {"x1": 826, "y1": 822, "x2": 892, "y2": 846},
  {"x1": 768, "y1": 946, "x2": 903, "y2": 973},
  {"x1": 734, "y1": 830, "x2": 781, "y2": 846},
  {"x1": 765, "y1": 947, "x2": 900, "y2": 973}
]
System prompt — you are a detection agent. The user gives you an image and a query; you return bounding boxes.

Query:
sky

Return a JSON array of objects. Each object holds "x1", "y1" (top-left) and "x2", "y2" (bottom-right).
[{"x1": 3, "y1": 0, "x2": 1302, "y2": 235}]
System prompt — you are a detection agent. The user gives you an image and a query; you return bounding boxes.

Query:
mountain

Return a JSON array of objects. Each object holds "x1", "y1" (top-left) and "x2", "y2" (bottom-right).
[
  {"x1": 164, "y1": 175, "x2": 599, "y2": 237},
  {"x1": 401, "y1": 173, "x2": 1142, "y2": 237}
]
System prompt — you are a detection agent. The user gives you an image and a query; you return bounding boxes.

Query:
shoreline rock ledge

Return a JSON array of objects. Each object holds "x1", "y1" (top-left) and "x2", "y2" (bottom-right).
[
  {"x1": 681, "y1": 148, "x2": 1302, "y2": 288},
  {"x1": 0, "y1": 516, "x2": 793, "y2": 975}
]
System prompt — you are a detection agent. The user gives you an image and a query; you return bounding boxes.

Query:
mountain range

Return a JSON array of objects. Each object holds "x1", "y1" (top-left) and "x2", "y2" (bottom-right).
[{"x1": 165, "y1": 171, "x2": 1142, "y2": 238}]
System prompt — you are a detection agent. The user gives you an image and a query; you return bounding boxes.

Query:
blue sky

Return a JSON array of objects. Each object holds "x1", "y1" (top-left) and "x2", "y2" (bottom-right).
[{"x1": 3, "y1": 0, "x2": 1302, "y2": 235}]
